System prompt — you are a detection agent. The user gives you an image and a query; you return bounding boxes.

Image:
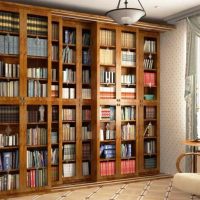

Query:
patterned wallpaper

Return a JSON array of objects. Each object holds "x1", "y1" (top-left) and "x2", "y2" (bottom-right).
[{"x1": 160, "y1": 20, "x2": 187, "y2": 174}]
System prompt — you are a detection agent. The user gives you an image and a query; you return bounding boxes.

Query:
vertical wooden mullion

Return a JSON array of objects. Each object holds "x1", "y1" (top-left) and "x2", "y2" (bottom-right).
[{"x1": 59, "y1": 103, "x2": 63, "y2": 183}]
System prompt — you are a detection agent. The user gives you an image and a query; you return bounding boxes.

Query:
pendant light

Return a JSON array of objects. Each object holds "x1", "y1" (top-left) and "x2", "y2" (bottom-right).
[{"x1": 106, "y1": 0, "x2": 146, "y2": 25}]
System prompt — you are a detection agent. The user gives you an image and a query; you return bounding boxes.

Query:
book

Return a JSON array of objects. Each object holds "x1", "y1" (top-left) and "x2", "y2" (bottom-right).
[{"x1": 100, "y1": 161, "x2": 115, "y2": 176}]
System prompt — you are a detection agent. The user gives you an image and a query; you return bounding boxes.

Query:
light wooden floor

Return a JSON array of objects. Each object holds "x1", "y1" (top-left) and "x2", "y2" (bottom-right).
[{"x1": 4, "y1": 177, "x2": 200, "y2": 200}]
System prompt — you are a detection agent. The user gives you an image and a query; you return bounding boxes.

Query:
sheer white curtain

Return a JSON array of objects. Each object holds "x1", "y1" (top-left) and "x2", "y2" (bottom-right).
[{"x1": 197, "y1": 38, "x2": 200, "y2": 139}]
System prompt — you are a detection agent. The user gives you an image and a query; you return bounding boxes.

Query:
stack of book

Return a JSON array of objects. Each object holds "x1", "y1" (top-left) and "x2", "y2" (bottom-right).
[
  {"x1": 63, "y1": 124, "x2": 75, "y2": 141},
  {"x1": 27, "y1": 38, "x2": 48, "y2": 57},
  {"x1": 100, "y1": 30, "x2": 115, "y2": 46},
  {"x1": 0, "y1": 11, "x2": 19, "y2": 32},
  {"x1": 121, "y1": 160, "x2": 135, "y2": 174},
  {"x1": 100, "y1": 69, "x2": 115, "y2": 84},
  {"x1": 64, "y1": 30, "x2": 76, "y2": 44},
  {"x1": 100, "y1": 161, "x2": 115, "y2": 176},
  {"x1": 27, "y1": 127, "x2": 47, "y2": 145},
  {"x1": 82, "y1": 88, "x2": 91, "y2": 99},
  {"x1": 27, "y1": 150, "x2": 47, "y2": 168},
  {"x1": 144, "y1": 157, "x2": 156, "y2": 169},
  {"x1": 144, "y1": 140, "x2": 156, "y2": 154},
  {"x1": 82, "y1": 50, "x2": 91, "y2": 65},
  {"x1": 144, "y1": 58, "x2": 154, "y2": 69},
  {"x1": 100, "y1": 86, "x2": 115, "y2": 99},
  {"x1": 82, "y1": 143, "x2": 91, "y2": 160},
  {"x1": 144, "y1": 40, "x2": 156, "y2": 53},
  {"x1": 52, "y1": 23, "x2": 59, "y2": 40},
  {"x1": 27, "y1": 16, "x2": 47, "y2": 36},
  {"x1": 63, "y1": 68, "x2": 76, "y2": 83},
  {"x1": 51, "y1": 147, "x2": 59, "y2": 165},
  {"x1": 82, "y1": 125, "x2": 91, "y2": 140},
  {"x1": 82, "y1": 109, "x2": 91, "y2": 121},
  {"x1": 121, "y1": 144, "x2": 132, "y2": 158},
  {"x1": 62, "y1": 87, "x2": 75, "y2": 99},
  {"x1": 62, "y1": 48, "x2": 76, "y2": 64},
  {"x1": 82, "y1": 161, "x2": 90, "y2": 176},
  {"x1": 63, "y1": 163, "x2": 75, "y2": 177},
  {"x1": 0, "y1": 133, "x2": 18, "y2": 147},
  {"x1": 0, "y1": 174, "x2": 19, "y2": 191},
  {"x1": 0, "y1": 81, "x2": 19, "y2": 97},
  {"x1": 121, "y1": 74, "x2": 135, "y2": 85},
  {"x1": 27, "y1": 67, "x2": 47, "y2": 79},
  {"x1": 0, "y1": 35, "x2": 19, "y2": 55},
  {"x1": 121, "y1": 51, "x2": 136, "y2": 67},
  {"x1": 27, "y1": 168, "x2": 47, "y2": 187},
  {"x1": 63, "y1": 144, "x2": 75, "y2": 161},
  {"x1": 52, "y1": 45, "x2": 59, "y2": 61},
  {"x1": 144, "y1": 72, "x2": 156, "y2": 86},
  {"x1": 100, "y1": 49, "x2": 115, "y2": 65},
  {"x1": 82, "y1": 32, "x2": 90, "y2": 46},
  {"x1": 145, "y1": 107, "x2": 156, "y2": 119},
  {"x1": 100, "y1": 144, "x2": 115, "y2": 159},
  {"x1": 62, "y1": 108, "x2": 75, "y2": 121},
  {"x1": 121, "y1": 32, "x2": 135, "y2": 49},
  {"x1": 0, "y1": 150, "x2": 19, "y2": 171},
  {"x1": 0, "y1": 61, "x2": 19, "y2": 78},
  {"x1": 82, "y1": 69, "x2": 90, "y2": 84},
  {"x1": 121, "y1": 123, "x2": 135, "y2": 140},
  {"x1": 121, "y1": 106, "x2": 135, "y2": 121},
  {"x1": 100, "y1": 106, "x2": 115, "y2": 120},
  {"x1": 0, "y1": 105, "x2": 19, "y2": 123},
  {"x1": 121, "y1": 88, "x2": 136, "y2": 99}
]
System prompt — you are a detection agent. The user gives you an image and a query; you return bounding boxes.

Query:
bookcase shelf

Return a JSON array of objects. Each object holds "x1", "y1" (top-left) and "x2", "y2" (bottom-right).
[{"x1": 0, "y1": 1, "x2": 161, "y2": 195}]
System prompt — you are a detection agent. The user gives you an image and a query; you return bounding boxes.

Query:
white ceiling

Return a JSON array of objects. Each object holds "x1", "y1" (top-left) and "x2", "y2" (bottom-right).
[{"x1": 6, "y1": 0, "x2": 200, "y2": 22}]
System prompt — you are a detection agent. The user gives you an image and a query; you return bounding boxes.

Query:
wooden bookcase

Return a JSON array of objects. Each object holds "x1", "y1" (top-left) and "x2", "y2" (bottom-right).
[{"x1": 0, "y1": 0, "x2": 164, "y2": 195}]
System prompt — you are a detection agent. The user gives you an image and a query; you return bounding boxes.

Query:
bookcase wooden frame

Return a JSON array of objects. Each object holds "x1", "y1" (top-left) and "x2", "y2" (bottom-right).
[{"x1": 0, "y1": 0, "x2": 164, "y2": 195}]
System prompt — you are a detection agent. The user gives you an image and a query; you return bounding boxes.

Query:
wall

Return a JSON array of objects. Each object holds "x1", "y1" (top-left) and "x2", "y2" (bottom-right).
[{"x1": 160, "y1": 20, "x2": 187, "y2": 174}]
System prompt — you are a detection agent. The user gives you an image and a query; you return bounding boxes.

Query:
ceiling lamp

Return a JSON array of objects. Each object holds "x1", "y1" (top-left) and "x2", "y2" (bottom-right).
[{"x1": 106, "y1": 0, "x2": 146, "y2": 25}]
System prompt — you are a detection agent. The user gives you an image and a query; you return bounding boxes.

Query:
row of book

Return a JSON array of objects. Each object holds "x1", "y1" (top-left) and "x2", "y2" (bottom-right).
[
  {"x1": 100, "y1": 106, "x2": 115, "y2": 120},
  {"x1": 63, "y1": 163, "x2": 75, "y2": 177},
  {"x1": 27, "y1": 127, "x2": 47, "y2": 146},
  {"x1": 145, "y1": 107, "x2": 156, "y2": 119},
  {"x1": 27, "y1": 169, "x2": 47, "y2": 188},
  {"x1": 82, "y1": 69, "x2": 90, "y2": 84},
  {"x1": 82, "y1": 32, "x2": 90, "y2": 46},
  {"x1": 0, "y1": 61, "x2": 19, "y2": 78},
  {"x1": 82, "y1": 88, "x2": 91, "y2": 99},
  {"x1": 144, "y1": 140, "x2": 156, "y2": 154},
  {"x1": 63, "y1": 144, "x2": 75, "y2": 161},
  {"x1": 121, "y1": 51, "x2": 136, "y2": 67},
  {"x1": 82, "y1": 143, "x2": 91, "y2": 160},
  {"x1": 27, "y1": 107, "x2": 46, "y2": 123},
  {"x1": 144, "y1": 157, "x2": 156, "y2": 169},
  {"x1": 62, "y1": 47, "x2": 76, "y2": 64},
  {"x1": 51, "y1": 131, "x2": 58, "y2": 144},
  {"x1": 100, "y1": 161, "x2": 115, "y2": 176},
  {"x1": 82, "y1": 50, "x2": 91, "y2": 65},
  {"x1": 121, "y1": 123, "x2": 136, "y2": 140},
  {"x1": 121, "y1": 74, "x2": 136, "y2": 85},
  {"x1": 28, "y1": 80, "x2": 47, "y2": 97},
  {"x1": 100, "y1": 86, "x2": 115, "y2": 99},
  {"x1": 100, "y1": 49, "x2": 115, "y2": 65},
  {"x1": 52, "y1": 68, "x2": 57, "y2": 82},
  {"x1": 0, "y1": 81, "x2": 19, "y2": 97},
  {"x1": 52, "y1": 106, "x2": 59, "y2": 121},
  {"x1": 0, "y1": 150, "x2": 19, "y2": 171},
  {"x1": 82, "y1": 125, "x2": 91, "y2": 140},
  {"x1": 144, "y1": 72, "x2": 156, "y2": 86},
  {"x1": 51, "y1": 166, "x2": 59, "y2": 181},
  {"x1": 63, "y1": 68, "x2": 76, "y2": 83},
  {"x1": 82, "y1": 109, "x2": 91, "y2": 121},
  {"x1": 64, "y1": 30, "x2": 76, "y2": 44},
  {"x1": 0, "y1": 105, "x2": 19, "y2": 123},
  {"x1": 82, "y1": 161, "x2": 90, "y2": 176},
  {"x1": 0, "y1": 11, "x2": 19, "y2": 32},
  {"x1": 100, "y1": 29, "x2": 115, "y2": 46},
  {"x1": 121, "y1": 106, "x2": 135, "y2": 121},
  {"x1": 52, "y1": 45, "x2": 59, "y2": 61},
  {"x1": 51, "y1": 85, "x2": 58, "y2": 97},
  {"x1": 144, "y1": 40, "x2": 156, "y2": 53},
  {"x1": 0, "y1": 174, "x2": 19, "y2": 191},
  {"x1": 100, "y1": 144, "x2": 115, "y2": 159},
  {"x1": 121, "y1": 143, "x2": 133, "y2": 158},
  {"x1": 27, "y1": 38, "x2": 48, "y2": 57},
  {"x1": 0, "y1": 35, "x2": 19, "y2": 55},
  {"x1": 121, "y1": 87, "x2": 136, "y2": 99},
  {"x1": 121, "y1": 160, "x2": 135, "y2": 174},
  {"x1": 52, "y1": 23, "x2": 59, "y2": 41},
  {"x1": 51, "y1": 147, "x2": 59, "y2": 165},
  {"x1": 27, "y1": 150, "x2": 47, "y2": 168},
  {"x1": 100, "y1": 125, "x2": 115, "y2": 141},
  {"x1": 121, "y1": 32, "x2": 135, "y2": 49},
  {"x1": 62, "y1": 87, "x2": 75, "y2": 99},
  {"x1": 0, "y1": 133, "x2": 18, "y2": 147},
  {"x1": 27, "y1": 16, "x2": 48, "y2": 36},
  {"x1": 27, "y1": 67, "x2": 48, "y2": 79},
  {"x1": 62, "y1": 108, "x2": 75, "y2": 121},
  {"x1": 100, "y1": 70, "x2": 115, "y2": 84},
  {"x1": 144, "y1": 58, "x2": 154, "y2": 69},
  {"x1": 63, "y1": 124, "x2": 75, "y2": 141}
]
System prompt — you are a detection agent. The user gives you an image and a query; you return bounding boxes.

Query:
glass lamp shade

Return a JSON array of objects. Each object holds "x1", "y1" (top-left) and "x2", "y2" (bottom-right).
[{"x1": 106, "y1": 8, "x2": 145, "y2": 25}]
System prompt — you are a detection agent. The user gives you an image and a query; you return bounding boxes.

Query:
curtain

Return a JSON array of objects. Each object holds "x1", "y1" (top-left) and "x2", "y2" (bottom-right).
[{"x1": 185, "y1": 16, "x2": 200, "y2": 171}]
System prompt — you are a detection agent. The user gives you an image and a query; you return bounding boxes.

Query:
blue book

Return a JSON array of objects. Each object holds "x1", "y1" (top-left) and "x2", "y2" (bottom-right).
[{"x1": 3, "y1": 152, "x2": 12, "y2": 171}]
